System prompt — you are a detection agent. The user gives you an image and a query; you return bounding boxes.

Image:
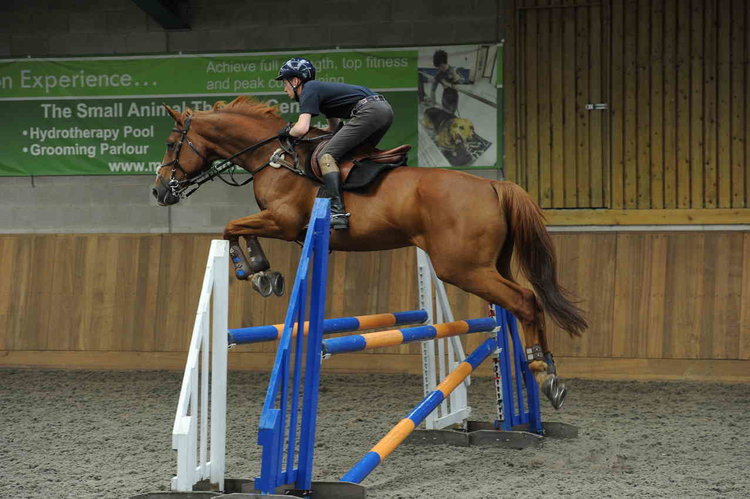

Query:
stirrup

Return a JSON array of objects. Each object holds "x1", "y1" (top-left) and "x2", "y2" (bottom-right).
[{"x1": 330, "y1": 212, "x2": 350, "y2": 230}]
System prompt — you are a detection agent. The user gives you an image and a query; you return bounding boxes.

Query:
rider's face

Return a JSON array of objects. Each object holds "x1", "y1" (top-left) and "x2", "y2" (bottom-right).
[{"x1": 282, "y1": 78, "x2": 301, "y2": 99}]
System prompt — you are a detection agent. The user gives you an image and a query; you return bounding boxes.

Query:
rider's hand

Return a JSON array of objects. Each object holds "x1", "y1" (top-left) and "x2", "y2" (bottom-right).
[{"x1": 278, "y1": 122, "x2": 294, "y2": 138}]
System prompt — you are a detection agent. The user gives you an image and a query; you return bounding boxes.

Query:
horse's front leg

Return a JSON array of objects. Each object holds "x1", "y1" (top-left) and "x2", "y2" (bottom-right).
[{"x1": 223, "y1": 211, "x2": 295, "y2": 297}]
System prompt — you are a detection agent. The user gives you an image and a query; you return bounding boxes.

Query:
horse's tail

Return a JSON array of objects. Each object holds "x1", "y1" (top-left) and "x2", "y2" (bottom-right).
[{"x1": 493, "y1": 181, "x2": 588, "y2": 337}]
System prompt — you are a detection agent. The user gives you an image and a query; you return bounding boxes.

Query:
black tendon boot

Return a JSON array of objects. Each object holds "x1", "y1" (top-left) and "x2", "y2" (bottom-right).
[{"x1": 321, "y1": 171, "x2": 350, "y2": 230}]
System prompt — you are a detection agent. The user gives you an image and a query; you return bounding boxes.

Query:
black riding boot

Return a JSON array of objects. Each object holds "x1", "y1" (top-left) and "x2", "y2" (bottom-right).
[{"x1": 322, "y1": 172, "x2": 350, "y2": 230}]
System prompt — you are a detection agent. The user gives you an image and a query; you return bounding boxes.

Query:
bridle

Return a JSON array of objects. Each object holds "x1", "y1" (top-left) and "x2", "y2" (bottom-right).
[{"x1": 158, "y1": 115, "x2": 331, "y2": 200}]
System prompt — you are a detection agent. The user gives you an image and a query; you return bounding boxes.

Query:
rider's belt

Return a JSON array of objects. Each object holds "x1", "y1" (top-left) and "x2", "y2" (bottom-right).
[{"x1": 351, "y1": 94, "x2": 387, "y2": 117}]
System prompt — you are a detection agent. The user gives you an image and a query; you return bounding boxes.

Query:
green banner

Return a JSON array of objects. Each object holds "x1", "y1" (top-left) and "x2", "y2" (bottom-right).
[
  {"x1": 0, "y1": 46, "x2": 501, "y2": 176},
  {"x1": 0, "y1": 51, "x2": 414, "y2": 98}
]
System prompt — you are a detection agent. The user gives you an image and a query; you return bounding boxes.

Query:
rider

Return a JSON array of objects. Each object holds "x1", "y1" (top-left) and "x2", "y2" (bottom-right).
[
  {"x1": 430, "y1": 49, "x2": 463, "y2": 115},
  {"x1": 275, "y1": 57, "x2": 394, "y2": 230}
]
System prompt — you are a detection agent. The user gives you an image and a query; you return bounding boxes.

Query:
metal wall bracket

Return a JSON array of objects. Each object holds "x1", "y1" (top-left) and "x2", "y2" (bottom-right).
[{"x1": 585, "y1": 103, "x2": 609, "y2": 110}]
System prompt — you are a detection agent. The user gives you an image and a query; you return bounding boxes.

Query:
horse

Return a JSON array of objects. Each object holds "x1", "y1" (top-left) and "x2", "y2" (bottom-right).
[{"x1": 152, "y1": 96, "x2": 587, "y2": 410}]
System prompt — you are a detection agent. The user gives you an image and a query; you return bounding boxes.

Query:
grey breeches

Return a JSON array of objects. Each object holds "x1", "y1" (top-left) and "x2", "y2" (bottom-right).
[{"x1": 319, "y1": 100, "x2": 394, "y2": 162}]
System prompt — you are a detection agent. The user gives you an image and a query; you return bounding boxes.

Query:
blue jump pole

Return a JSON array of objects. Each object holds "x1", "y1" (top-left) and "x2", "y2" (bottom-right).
[
  {"x1": 322, "y1": 317, "x2": 497, "y2": 355},
  {"x1": 341, "y1": 336, "x2": 500, "y2": 484},
  {"x1": 228, "y1": 310, "x2": 428, "y2": 345}
]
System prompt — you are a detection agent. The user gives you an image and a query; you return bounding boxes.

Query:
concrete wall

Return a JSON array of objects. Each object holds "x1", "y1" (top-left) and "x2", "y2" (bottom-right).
[{"x1": 0, "y1": 0, "x2": 502, "y2": 233}]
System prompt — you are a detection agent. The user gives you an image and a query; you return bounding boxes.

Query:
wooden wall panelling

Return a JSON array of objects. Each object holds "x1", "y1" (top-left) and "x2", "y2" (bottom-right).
[
  {"x1": 676, "y1": 0, "x2": 692, "y2": 208},
  {"x1": 0, "y1": 237, "x2": 10, "y2": 350},
  {"x1": 623, "y1": 0, "x2": 638, "y2": 208},
  {"x1": 2, "y1": 232, "x2": 750, "y2": 379},
  {"x1": 704, "y1": 233, "x2": 744, "y2": 359},
  {"x1": 10, "y1": 236, "x2": 37, "y2": 351},
  {"x1": 382, "y1": 249, "x2": 418, "y2": 326},
  {"x1": 504, "y1": 0, "x2": 519, "y2": 184},
  {"x1": 690, "y1": 0, "x2": 705, "y2": 208},
  {"x1": 523, "y1": 1, "x2": 540, "y2": 201},
  {"x1": 538, "y1": 2, "x2": 552, "y2": 207},
  {"x1": 550, "y1": 0, "x2": 566, "y2": 207},
  {"x1": 562, "y1": 4, "x2": 577, "y2": 206},
  {"x1": 1, "y1": 237, "x2": 19, "y2": 350},
  {"x1": 49, "y1": 236, "x2": 87, "y2": 351},
  {"x1": 0, "y1": 237, "x2": 23, "y2": 350},
  {"x1": 154, "y1": 235, "x2": 209, "y2": 352},
  {"x1": 636, "y1": 0, "x2": 651, "y2": 209},
  {"x1": 576, "y1": 4, "x2": 591, "y2": 207},
  {"x1": 612, "y1": 233, "x2": 649, "y2": 357},
  {"x1": 705, "y1": 0, "x2": 719, "y2": 208},
  {"x1": 611, "y1": 233, "x2": 672, "y2": 358},
  {"x1": 131, "y1": 235, "x2": 163, "y2": 352},
  {"x1": 663, "y1": 233, "x2": 705, "y2": 359},
  {"x1": 730, "y1": 0, "x2": 746, "y2": 208},
  {"x1": 610, "y1": 0, "x2": 625, "y2": 209},
  {"x1": 717, "y1": 0, "x2": 731, "y2": 208},
  {"x1": 663, "y1": 0, "x2": 678, "y2": 209},
  {"x1": 644, "y1": 233, "x2": 669, "y2": 358},
  {"x1": 591, "y1": 1, "x2": 606, "y2": 207},
  {"x1": 741, "y1": 233, "x2": 750, "y2": 360},
  {"x1": 650, "y1": 0, "x2": 665, "y2": 209},
  {"x1": 27, "y1": 236, "x2": 60, "y2": 350},
  {"x1": 506, "y1": 0, "x2": 749, "y2": 212},
  {"x1": 561, "y1": 232, "x2": 616, "y2": 358},
  {"x1": 106, "y1": 236, "x2": 144, "y2": 352},
  {"x1": 745, "y1": 0, "x2": 750, "y2": 210},
  {"x1": 327, "y1": 245, "x2": 348, "y2": 318}
]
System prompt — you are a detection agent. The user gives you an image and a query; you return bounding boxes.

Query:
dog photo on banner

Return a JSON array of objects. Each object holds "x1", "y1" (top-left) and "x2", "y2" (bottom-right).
[{"x1": 417, "y1": 44, "x2": 497, "y2": 167}]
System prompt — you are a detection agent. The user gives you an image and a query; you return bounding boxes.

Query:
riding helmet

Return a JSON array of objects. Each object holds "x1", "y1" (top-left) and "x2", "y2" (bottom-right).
[{"x1": 275, "y1": 57, "x2": 317, "y2": 82}]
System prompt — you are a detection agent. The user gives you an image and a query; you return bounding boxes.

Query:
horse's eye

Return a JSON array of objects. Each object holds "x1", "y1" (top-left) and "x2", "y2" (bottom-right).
[{"x1": 166, "y1": 142, "x2": 175, "y2": 150}]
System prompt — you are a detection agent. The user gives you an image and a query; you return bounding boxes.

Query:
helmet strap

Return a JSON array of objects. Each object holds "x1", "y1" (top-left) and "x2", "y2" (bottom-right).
[{"x1": 290, "y1": 80, "x2": 302, "y2": 102}]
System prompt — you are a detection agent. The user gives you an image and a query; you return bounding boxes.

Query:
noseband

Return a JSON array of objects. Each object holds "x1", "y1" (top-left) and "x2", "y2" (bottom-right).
[{"x1": 158, "y1": 116, "x2": 213, "y2": 199}]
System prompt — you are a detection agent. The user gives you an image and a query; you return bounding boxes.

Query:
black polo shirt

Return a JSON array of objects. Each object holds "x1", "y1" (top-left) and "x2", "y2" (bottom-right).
[{"x1": 298, "y1": 81, "x2": 375, "y2": 119}]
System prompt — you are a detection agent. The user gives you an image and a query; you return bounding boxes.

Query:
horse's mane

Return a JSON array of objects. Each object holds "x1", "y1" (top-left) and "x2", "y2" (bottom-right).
[
  {"x1": 182, "y1": 95, "x2": 325, "y2": 140},
  {"x1": 184, "y1": 96, "x2": 282, "y2": 120}
]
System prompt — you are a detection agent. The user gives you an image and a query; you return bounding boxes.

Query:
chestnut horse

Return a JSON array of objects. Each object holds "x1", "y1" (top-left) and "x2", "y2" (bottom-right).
[{"x1": 152, "y1": 96, "x2": 587, "y2": 409}]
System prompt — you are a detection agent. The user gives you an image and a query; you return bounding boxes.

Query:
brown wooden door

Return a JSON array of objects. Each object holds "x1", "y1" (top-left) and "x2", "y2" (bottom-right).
[{"x1": 514, "y1": 0, "x2": 610, "y2": 208}]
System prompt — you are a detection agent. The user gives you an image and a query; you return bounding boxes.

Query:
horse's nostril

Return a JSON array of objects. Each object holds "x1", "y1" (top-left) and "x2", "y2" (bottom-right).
[{"x1": 152, "y1": 188, "x2": 159, "y2": 198}]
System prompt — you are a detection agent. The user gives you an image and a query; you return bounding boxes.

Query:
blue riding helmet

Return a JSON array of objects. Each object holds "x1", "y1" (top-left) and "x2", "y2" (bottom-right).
[{"x1": 275, "y1": 57, "x2": 316, "y2": 82}]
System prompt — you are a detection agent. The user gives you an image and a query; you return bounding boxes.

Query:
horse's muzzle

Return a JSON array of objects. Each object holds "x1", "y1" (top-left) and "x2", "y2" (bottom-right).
[{"x1": 152, "y1": 177, "x2": 181, "y2": 206}]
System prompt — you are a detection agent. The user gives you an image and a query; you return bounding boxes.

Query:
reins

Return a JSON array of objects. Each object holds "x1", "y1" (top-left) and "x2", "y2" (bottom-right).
[{"x1": 160, "y1": 116, "x2": 333, "y2": 199}]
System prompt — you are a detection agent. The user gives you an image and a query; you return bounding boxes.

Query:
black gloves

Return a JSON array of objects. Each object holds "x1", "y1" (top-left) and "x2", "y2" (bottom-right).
[{"x1": 278, "y1": 122, "x2": 294, "y2": 139}]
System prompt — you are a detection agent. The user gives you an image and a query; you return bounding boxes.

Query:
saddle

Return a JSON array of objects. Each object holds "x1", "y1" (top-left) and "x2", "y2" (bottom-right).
[{"x1": 308, "y1": 139, "x2": 411, "y2": 191}]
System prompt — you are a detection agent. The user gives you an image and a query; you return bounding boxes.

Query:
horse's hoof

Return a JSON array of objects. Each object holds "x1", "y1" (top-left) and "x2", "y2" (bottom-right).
[
  {"x1": 269, "y1": 271, "x2": 285, "y2": 297},
  {"x1": 251, "y1": 273, "x2": 273, "y2": 297},
  {"x1": 542, "y1": 375, "x2": 567, "y2": 410}
]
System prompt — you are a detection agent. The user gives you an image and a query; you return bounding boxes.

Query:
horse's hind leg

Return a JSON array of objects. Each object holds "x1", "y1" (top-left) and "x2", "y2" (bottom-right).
[
  {"x1": 496, "y1": 239, "x2": 555, "y2": 378},
  {"x1": 437, "y1": 262, "x2": 567, "y2": 410}
]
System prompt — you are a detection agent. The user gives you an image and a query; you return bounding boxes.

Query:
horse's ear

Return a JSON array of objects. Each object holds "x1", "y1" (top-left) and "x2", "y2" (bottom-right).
[{"x1": 162, "y1": 103, "x2": 182, "y2": 124}]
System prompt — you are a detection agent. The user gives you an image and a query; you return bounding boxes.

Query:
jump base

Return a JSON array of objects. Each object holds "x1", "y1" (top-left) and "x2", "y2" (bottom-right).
[
  {"x1": 133, "y1": 479, "x2": 365, "y2": 499},
  {"x1": 407, "y1": 420, "x2": 579, "y2": 449}
]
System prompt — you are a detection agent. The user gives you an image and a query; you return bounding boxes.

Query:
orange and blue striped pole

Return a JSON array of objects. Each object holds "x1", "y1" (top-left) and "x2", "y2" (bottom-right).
[
  {"x1": 228, "y1": 310, "x2": 428, "y2": 345},
  {"x1": 340, "y1": 335, "x2": 499, "y2": 484},
  {"x1": 322, "y1": 317, "x2": 496, "y2": 355}
]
